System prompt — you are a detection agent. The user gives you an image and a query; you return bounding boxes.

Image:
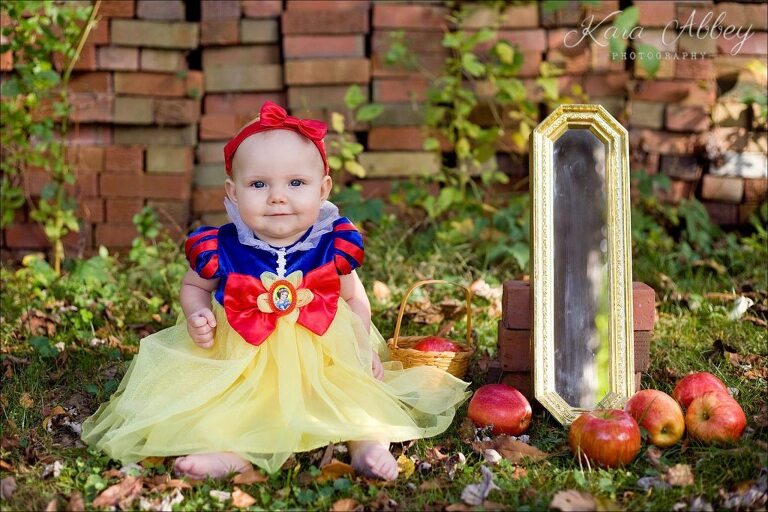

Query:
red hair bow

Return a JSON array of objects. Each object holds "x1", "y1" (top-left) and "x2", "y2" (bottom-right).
[{"x1": 223, "y1": 101, "x2": 329, "y2": 176}]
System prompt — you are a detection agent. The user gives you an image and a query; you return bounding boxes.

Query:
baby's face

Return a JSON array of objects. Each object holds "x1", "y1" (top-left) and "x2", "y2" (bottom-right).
[{"x1": 226, "y1": 130, "x2": 332, "y2": 247}]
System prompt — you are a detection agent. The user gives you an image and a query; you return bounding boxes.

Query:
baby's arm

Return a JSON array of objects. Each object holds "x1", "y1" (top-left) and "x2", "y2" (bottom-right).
[
  {"x1": 180, "y1": 269, "x2": 220, "y2": 348},
  {"x1": 339, "y1": 271, "x2": 383, "y2": 379}
]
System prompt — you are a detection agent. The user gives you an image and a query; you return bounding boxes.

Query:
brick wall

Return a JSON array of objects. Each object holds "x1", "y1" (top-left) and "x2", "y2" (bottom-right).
[{"x1": 1, "y1": 0, "x2": 766, "y2": 253}]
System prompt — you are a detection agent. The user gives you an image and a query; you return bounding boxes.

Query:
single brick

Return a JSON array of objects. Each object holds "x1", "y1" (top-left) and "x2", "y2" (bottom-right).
[
  {"x1": 106, "y1": 198, "x2": 144, "y2": 223},
  {"x1": 0, "y1": 50, "x2": 12, "y2": 71},
  {"x1": 71, "y1": 44, "x2": 97, "y2": 71},
  {"x1": 287, "y1": 84, "x2": 361, "y2": 109},
  {"x1": 497, "y1": 327, "x2": 530, "y2": 372},
  {"x1": 744, "y1": 178, "x2": 768, "y2": 202},
  {"x1": 86, "y1": 20, "x2": 110, "y2": 45},
  {"x1": 657, "y1": 179, "x2": 694, "y2": 204},
  {"x1": 196, "y1": 144, "x2": 225, "y2": 165},
  {"x1": 494, "y1": 29, "x2": 547, "y2": 53},
  {"x1": 285, "y1": 59, "x2": 369, "y2": 85},
  {"x1": 201, "y1": 0, "x2": 241, "y2": 20},
  {"x1": 154, "y1": 98, "x2": 200, "y2": 124},
  {"x1": 100, "y1": 0, "x2": 135, "y2": 18},
  {"x1": 629, "y1": 101, "x2": 665, "y2": 129},
  {"x1": 370, "y1": 103, "x2": 424, "y2": 126},
  {"x1": 591, "y1": 42, "x2": 626, "y2": 72},
  {"x1": 372, "y1": 30, "x2": 445, "y2": 55},
  {"x1": 716, "y1": 2, "x2": 768, "y2": 30},
  {"x1": 704, "y1": 202, "x2": 739, "y2": 225},
  {"x1": 66, "y1": 125, "x2": 113, "y2": 145},
  {"x1": 286, "y1": 0, "x2": 368, "y2": 10},
  {"x1": 357, "y1": 152, "x2": 439, "y2": 178},
  {"x1": 461, "y1": 4, "x2": 538, "y2": 29},
  {"x1": 584, "y1": 72, "x2": 629, "y2": 97},
  {"x1": 593, "y1": 96, "x2": 626, "y2": 120},
  {"x1": 114, "y1": 72, "x2": 188, "y2": 96},
  {"x1": 710, "y1": 152, "x2": 768, "y2": 179},
  {"x1": 241, "y1": 0, "x2": 282, "y2": 18},
  {"x1": 677, "y1": 33, "x2": 716, "y2": 55},
  {"x1": 79, "y1": 198, "x2": 105, "y2": 223},
  {"x1": 95, "y1": 223, "x2": 137, "y2": 247},
  {"x1": 204, "y1": 92, "x2": 285, "y2": 115},
  {"x1": 97, "y1": 46, "x2": 139, "y2": 70},
  {"x1": 371, "y1": 52, "x2": 444, "y2": 78},
  {"x1": 201, "y1": 20, "x2": 240, "y2": 46},
  {"x1": 540, "y1": 0, "x2": 582, "y2": 27},
  {"x1": 140, "y1": 49, "x2": 188, "y2": 71},
  {"x1": 368, "y1": 127, "x2": 428, "y2": 151},
  {"x1": 282, "y1": 8, "x2": 369, "y2": 34},
  {"x1": 146, "y1": 146, "x2": 193, "y2": 174},
  {"x1": 146, "y1": 199, "x2": 190, "y2": 230},
  {"x1": 193, "y1": 186, "x2": 227, "y2": 213},
  {"x1": 186, "y1": 71, "x2": 205, "y2": 98},
  {"x1": 136, "y1": 0, "x2": 185, "y2": 20},
  {"x1": 630, "y1": 79, "x2": 716, "y2": 105},
  {"x1": 666, "y1": 105, "x2": 710, "y2": 132},
  {"x1": 114, "y1": 125, "x2": 197, "y2": 146},
  {"x1": 194, "y1": 163, "x2": 227, "y2": 186},
  {"x1": 372, "y1": 77, "x2": 429, "y2": 103},
  {"x1": 283, "y1": 35, "x2": 365, "y2": 59},
  {"x1": 373, "y1": 3, "x2": 448, "y2": 30},
  {"x1": 4, "y1": 224, "x2": 49, "y2": 249},
  {"x1": 69, "y1": 72, "x2": 111, "y2": 93},
  {"x1": 629, "y1": 128, "x2": 702, "y2": 155},
  {"x1": 113, "y1": 96, "x2": 154, "y2": 125},
  {"x1": 547, "y1": 48, "x2": 591, "y2": 74},
  {"x1": 717, "y1": 31, "x2": 767, "y2": 56},
  {"x1": 675, "y1": 57, "x2": 715, "y2": 80},
  {"x1": 240, "y1": 19, "x2": 279, "y2": 43},
  {"x1": 67, "y1": 146, "x2": 105, "y2": 172},
  {"x1": 68, "y1": 92, "x2": 113, "y2": 123},
  {"x1": 200, "y1": 113, "x2": 250, "y2": 140},
  {"x1": 105, "y1": 146, "x2": 144, "y2": 174},
  {"x1": 634, "y1": 55, "x2": 676, "y2": 80},
  {"x1": 111, "y1": 20, "x2": 199, "y2": 49},
  {"x1": 634, "y1": 0, "x2": 676, "y2": 27},
  {"x1": 205, "y1": 63, "x2": 283, "y2": 92},
  {"x1": 660, "y1": 154, "x2": 702, "y2": 181},
  {"x1": 701, "y1": 175, "x2": 745, "y2": 203},
  {"x1": 202, "y1": 45, "x2": 280, "y2": 68},
  {"x1": 711, "y1": 128, "x2": 768, "y2": 153},
  {"x1": 739, "y1": 202, "x2": 762, "y2": 224}
]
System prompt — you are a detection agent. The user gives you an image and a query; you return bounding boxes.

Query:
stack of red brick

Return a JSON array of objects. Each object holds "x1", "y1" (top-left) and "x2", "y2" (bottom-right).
[
  {"x1": 497, "y1": 280, "x2": 656, "y2": 402},
  {"x1": 1, "y1": 0, "x2": 766, "y2": 255}
]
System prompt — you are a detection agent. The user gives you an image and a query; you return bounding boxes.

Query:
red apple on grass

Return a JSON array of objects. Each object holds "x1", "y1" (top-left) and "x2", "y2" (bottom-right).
[
  {"x1": 412, "y1": 336, "x2": 463, "y2": 352},
  {"x1": 467, "y1": 384, "x2": 532, "y2": 435},
  {"x1": 568, "y1": 409, "x2": 641, "y2": 468},
  {"x1": 686, "y1": 391, "x2": 746, "y2": 444},
  {"x1": 673, "y1": 372, "x2": 728, "y2": 409},
  {"x1": 624, "y1": 389, "x2": 685, "y2": 447}
]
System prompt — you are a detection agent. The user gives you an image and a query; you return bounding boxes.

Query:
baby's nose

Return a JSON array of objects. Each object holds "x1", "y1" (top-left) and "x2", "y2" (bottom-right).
[{"x1": 268, "y1": 188, "x2": 288, "y2": 203}]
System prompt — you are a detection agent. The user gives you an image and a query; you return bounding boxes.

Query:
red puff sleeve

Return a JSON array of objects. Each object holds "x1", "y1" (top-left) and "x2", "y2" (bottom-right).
[
  {"x1": 332, "y1": 218, "x2": 364, "y2": 275},
  {"x1": 184, "y1": 226, "x2": 220, "y2": 279}
]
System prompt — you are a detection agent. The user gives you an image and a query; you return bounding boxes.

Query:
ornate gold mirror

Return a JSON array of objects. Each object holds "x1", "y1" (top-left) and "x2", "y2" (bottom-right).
[{"x1": 531, "y1": 104, "x2": 634, "y2": 425}]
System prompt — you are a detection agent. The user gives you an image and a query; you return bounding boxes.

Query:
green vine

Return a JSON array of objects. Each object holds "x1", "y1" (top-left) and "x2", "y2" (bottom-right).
[{"x1": 0, "y1": 0, "x2": 97, "y2": 273}]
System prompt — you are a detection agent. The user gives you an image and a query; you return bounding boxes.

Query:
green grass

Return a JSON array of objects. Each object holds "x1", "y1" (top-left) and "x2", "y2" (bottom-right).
[{"x1": 1, "y1": 216, "x2": 766, "y2": 511}]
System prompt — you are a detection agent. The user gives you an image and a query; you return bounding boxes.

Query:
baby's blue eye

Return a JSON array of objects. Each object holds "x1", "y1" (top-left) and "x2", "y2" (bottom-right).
[
  {"x1": 250, "y1": 181, "x2": 266, "y2": 189},
  {"x1": 290, "y1": 179, "x2": 304, "y2": 187}
]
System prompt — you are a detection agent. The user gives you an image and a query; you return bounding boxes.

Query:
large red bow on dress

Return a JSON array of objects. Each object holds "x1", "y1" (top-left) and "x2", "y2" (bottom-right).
[
  {"x1": 222, "y1": 262, "x2": 339, "y2": 347},
  {"x1": 223, "y1": 101, "x2": 329, "y2": 176}
]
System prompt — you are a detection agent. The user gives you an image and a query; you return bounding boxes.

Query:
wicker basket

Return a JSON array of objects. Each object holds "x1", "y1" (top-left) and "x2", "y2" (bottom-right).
[{"x1": 387, "y1": 279, "x2": 474, "y2": 379}]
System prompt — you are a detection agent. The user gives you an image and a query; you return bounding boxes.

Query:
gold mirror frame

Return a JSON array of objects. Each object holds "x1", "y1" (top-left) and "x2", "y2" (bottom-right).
[{"x1": 531, "y1": 104, "x2": 634, "y2": 425}]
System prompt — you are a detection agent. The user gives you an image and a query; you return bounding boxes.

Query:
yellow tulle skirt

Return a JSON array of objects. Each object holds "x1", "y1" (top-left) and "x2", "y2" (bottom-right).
[{"x1": 81, "y1": 300, "x2": 470, "y2": 473}]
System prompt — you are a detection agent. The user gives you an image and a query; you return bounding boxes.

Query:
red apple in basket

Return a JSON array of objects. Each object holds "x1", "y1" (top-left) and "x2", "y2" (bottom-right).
[
  {"x1": 467, "y1": 384, "x2": 532, "y2": 435},
  {"x1": 568, "y1": 409, "x2": 641, "y2": 468},
  {"x1": 624, "y1": 389, "x2": 685, "y2": 447},
  {"x1": 673, "y1": 372, "x2": 728, "y2": 409},
  {"x1": 686, "y1": 391, "x2": 746, "y2": 444},
  {"x1": 412, "y1": 336, "x2": 463, "y2": 352}
]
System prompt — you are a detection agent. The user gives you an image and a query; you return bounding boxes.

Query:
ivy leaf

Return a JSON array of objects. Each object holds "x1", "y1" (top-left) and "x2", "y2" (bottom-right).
[
  {"x1": 609, "y1": 36, "x2": 627, "y2": 57},
  {"x1": 510, "y1": 242, "x2": 530, "y2": 270},
  {"x1": 330, "y1": 112, "x2": 345, "y2": 134},
  {"x1": 0, "y1": 78, "x2": 20, "y2": 97},
  {"x1": 343, "y1": 160, "x2": 366, "y2": 178},
  {"x1": 355, "y1": 103, "x2": 383, "y2": 122},
  {"x1": 423, "y1": 137, "x2": 440, "y2": 151},
  {"x1": 29, "y1": 336, "x2": 59, "y2": 358},
  {"x1": 613, "y1": 6, "x2": 639, "y2": 33},
  {"x1": 493, "y1": 41, "x2": 515, "y2": 64},
  {"x1": 461, "y1": 53, "x2": 485, "y2": 77},
  {"x1": 542, "y1": 0, "x2": 568, "y2": 13},
  {"x1": 343, "y1": 84, "x2": 365, "y2": 110},
  {"x1": 327, "y1": 156, "x2": 343, "y2": 171},
  {"x1": 636, "y1": 43, "x2": 660, "y2": 77},
  {"x1": 536, "y1": 77, "x2": 559, "y2": 101}
]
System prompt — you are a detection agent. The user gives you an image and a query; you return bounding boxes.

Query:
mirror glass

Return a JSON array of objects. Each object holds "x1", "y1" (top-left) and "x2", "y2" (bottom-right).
[
  {"x1": 552, "y1": 129, "x2": 609, "y2": 408},
  {"x1": 531, "y1": 104, "x2": 634, "y2": 425}
]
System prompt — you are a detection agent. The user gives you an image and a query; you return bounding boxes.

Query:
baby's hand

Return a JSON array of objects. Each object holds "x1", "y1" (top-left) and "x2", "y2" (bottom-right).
[
  {"x1": 371, "y1": 351, "x2": 384, "y2": 380},
  {"x1": 187, "y1": 308, "x2": 217, "y2": 348}
]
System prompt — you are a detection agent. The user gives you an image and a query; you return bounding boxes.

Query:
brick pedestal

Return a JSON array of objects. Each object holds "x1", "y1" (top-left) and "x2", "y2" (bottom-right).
[{"x1": 497, "y1": 280, "x2": 656, "y2": 401}]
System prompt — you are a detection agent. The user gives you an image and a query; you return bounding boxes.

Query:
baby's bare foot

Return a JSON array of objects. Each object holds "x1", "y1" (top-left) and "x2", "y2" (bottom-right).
[
  {"x1": 349, "y1": 440, "x2": 398, "y2": 481},
  {"x1": 173, "y1": 452, "x2": 252, "y2": 480}
]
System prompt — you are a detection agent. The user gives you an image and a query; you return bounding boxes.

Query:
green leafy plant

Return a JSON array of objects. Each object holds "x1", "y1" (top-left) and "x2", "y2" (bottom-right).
[{"x1": 0, "y1": 0, "x2": 97, "y2": 273}]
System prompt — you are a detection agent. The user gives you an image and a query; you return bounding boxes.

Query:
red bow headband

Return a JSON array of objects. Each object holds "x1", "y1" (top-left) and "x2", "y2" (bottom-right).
[{"x1": 223, "y1": 101, "x2": 329, "y2": 176}]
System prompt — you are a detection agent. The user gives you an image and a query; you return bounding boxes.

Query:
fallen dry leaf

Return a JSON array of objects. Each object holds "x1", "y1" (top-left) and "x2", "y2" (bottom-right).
[
  {"x1": 231, "y1": 487, "x2": 256, "y2": 509},
  {"x1": 66, "y1": 492, "x2": 84, "y2": 512},
  {"x1": 232, "y1": 468, "x2": 268, "y2": 485},
  {"x1": 91, "y1": 475, "x2": 143, "y2": 509},
  {"x1": 645, "y1": 445, "x2": 666, "y2": 470},
  {"x1": 461, "y1": 466, "x2": 500, "y2": 506},
  {"x1": 550, "y1": 490, "x2": 597, "y2": 512},
  {"x1": 397, "y1": 454, "x2": 415, "y2": 479},
  {"x1": 146, "y1": 474, "x2": 192, "y2": 492},
  {"x1": 371, "y1": 491, "x2": 398, "y2": 511},
  {"x1": 331, "y1": 497, "x2": 364, "y2": 511},
  {"x1": 209, "y1": 490, "x2": 231, "y2": 502},
  {"x1": 317, "y1": 459, "x2": 354, "y2": 483},
  {"x1": 0, "y1": 460, "x2": 15, "y2": 472},
  {"x1": 510, "y1": 466, "x2": 528, "y2": 480},
  {"x1": 1, "y1": 477, "x2": 17, "y2": 500},
  {"x1": 139, "y1": 488, "x2": 184, "y2": 511},
  {"x1": 458, "y1": 417, "x2": 476, "y2": 443},
  {"x1": 19, "y1": 393, "x2": 34, "y2": 409},
  {"x1": 446, "y1": 501, "x2": 506, "y2": 511},
  {"x1": 101, "y1": 469, "x2": 123, "y2": 479},
  {"x1": 472, "y1": 435, "x2": 549, "y2": 464},
  {"x1": 419, "y1": 479, "x2": 445, "y2": 491},
  {"x1": 45, "y1": 498, "x2": 58, "y2": 511},
  {"x1": 319, "y1": 443, "x2": 335, "y2": 468},
  {"x1": 664, "y1": 464, "x2": 695, "y2": 487}
]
